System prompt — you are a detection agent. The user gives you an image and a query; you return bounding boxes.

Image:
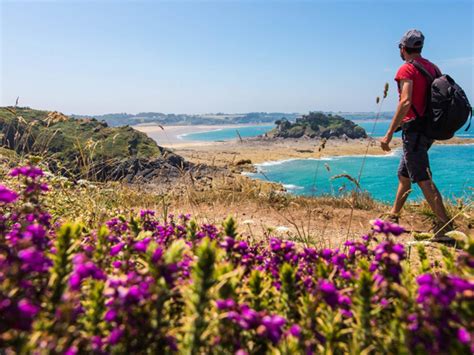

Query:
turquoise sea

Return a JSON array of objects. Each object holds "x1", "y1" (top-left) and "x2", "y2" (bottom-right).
[
  {"x1": 245, "y1": 145, "x2": 473, "y2": 202},
  {"x1": 178, "y1": 120, "x2": 473, "y2": 202},
  {"x1": 179, "y1": 125, "x2": 274, "y2": 141},
  {"x1": 181, "y1": 120, "x2": 473, "y2": 141}
]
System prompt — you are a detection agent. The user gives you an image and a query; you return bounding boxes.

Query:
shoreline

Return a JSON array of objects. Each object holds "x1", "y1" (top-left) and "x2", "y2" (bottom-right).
[
  {"x1": 168, "y1": 136, "x2": 474, "y2": 167},
  {"x1": 250, "y1": 149, "x2": 401, "y2": 168},
  {"x1": 133, "y1": 123, "x2": 274, "y2": 145},
  {"x1": 133, "y1": 123, "x2": 474, "y2": 167}
]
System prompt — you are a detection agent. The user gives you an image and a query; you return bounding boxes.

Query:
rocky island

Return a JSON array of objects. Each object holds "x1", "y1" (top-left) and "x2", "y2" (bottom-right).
[{"x1": 267, "y1": 111, "x2": 367, "y2": 139}]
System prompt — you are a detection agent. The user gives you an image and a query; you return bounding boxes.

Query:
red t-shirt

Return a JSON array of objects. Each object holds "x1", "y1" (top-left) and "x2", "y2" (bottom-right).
[{"x1": 395, "y1": 57, "x2": 440, "y2": 122}]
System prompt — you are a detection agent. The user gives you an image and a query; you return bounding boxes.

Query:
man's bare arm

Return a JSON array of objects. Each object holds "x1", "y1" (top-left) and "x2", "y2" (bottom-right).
[
  {"x1": 381, "y1": 79, "x2": 413, "y2": 151},
  {"x1": 388, "y1": 79, "x2": 413, "y2": 134}
]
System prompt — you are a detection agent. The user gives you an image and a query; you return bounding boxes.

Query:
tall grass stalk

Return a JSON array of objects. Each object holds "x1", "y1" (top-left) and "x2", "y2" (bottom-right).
[{"x1": 346, "y1": 83, "x2": 389, "y2": 239}]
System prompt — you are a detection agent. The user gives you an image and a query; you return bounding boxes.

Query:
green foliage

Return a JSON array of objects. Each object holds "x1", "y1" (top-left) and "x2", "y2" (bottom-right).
[
  {"x1": 317, "y1": 309, "x2": 349, "y2": 354},
  {"x1": 352, "y1": 261, "x2": 375, "y2": 353},
  {"x1": 247, "y1": 269, "x2": 269, "y2": 311},
  {"x1": 81, "y1": 280, "x2": 106, "y2": 340},
  {"x1": 182, "y1": 238, "x2": 217, "y2": 354},
  {"x1": 440, "y1": 245, "x2": 456, "y2": 272},
  {"x1": 279, "y1": 263, "x2": 299, "y2": 320},
  {"x1": 416, "y1": 244, "x2": 431, "y2": 273},
  {"x1": 186, "y1": 219, "x2": 199, "y2": 241},
  {"x1": 48, "y1": 223, "x2": 81, "y2": 310},
  {"x1": 94, "y1": 226, "x2": 109, "y2": 269},
  {"x1": 223, "y1": 216, "x2": 238, "y2": 239}
]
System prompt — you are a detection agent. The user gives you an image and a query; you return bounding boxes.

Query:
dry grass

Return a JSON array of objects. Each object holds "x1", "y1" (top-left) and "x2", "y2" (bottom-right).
[{"x1": 2, "y1": 154, "x2": 472, "y2": 253}]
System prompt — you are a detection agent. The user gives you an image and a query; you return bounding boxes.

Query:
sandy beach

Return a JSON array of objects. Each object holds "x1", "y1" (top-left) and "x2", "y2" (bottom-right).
[
  {"x1": 134, "y1": 124, "x2": 474, "y2": 168},
  {"x1": 134, "y1": 123, "x2": 272, "y2": 148}
]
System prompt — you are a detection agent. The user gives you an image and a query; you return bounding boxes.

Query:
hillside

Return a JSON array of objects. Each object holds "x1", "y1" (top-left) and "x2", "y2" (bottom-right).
[
  {"x1": 0, "y1": 107, "x2": 196, "y2": 182},
  {"x1": 267, "y1": 112, "x2": 367, "y2": 139},
  {"x1": 72, "y1": 112, "x2": 301, "y2": 127}
]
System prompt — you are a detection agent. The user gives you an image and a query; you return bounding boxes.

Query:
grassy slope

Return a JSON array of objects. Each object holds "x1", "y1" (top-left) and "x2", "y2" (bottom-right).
[{"x1": 0, "y1": 107, "x2": 166, "y2": 178}]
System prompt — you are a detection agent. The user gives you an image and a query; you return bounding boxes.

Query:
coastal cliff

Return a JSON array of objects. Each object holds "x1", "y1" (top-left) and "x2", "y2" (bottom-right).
[{"x1": 0, "y1": 107, "x2": 201, "y2": 182}]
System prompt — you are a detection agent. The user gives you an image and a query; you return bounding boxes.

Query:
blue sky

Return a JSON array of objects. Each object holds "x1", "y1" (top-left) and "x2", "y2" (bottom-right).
[{"x1": 1, "y1": 0, "x2": 472, "y2": 115}]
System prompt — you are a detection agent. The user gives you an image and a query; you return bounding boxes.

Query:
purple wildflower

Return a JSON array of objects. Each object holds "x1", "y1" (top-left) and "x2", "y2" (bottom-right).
[
  {"x1": 140, "y1": 209, "x2": 155, "y2": 219},
  {"x1": 133, "y1": 238, "x2": 151, "y2": 253},
  {"x1": 219, "y1": 236, "x2": 235, "y2": 251},
  {"x1": 288, "y1": 324, "x2": 301, "y2": 338},
  {"x1": 0, "y1": 185, "x2": 18, "y2": 203},
  {"x1": 104, "y1": 309, "x2": 117, "y2": 322},
  {"x1": 64, "y1": 347, "x2": 78, "y2": 355},
  {"x1": 216, "y1": 299, "x2": 236, "y2": 310},
  {"x1": 261, "y1": 315, "x2": 286, "y2": 344},
  {"x1": 371, "y1": 219, "x2": 405, "y2": 236},
  {"x1": 69, "y1": 254, "x2": 106, "y2": 290},
  {"x1": 371, "y1": 241, "x2": 405, "y2": 282},
  {"x1": 9, "y1": 166, "x2": 44, "y2": 179},
  {"x1": 320, "y1": 248, "x2": 333, "y2": 260},
  {"x1": 151, "y1": 247, "x2": 163, "y2": 263},
  {"x1": 110, "y1": 242, "x2": 125, "y2": 256},
  {"x1": 458, "y1": 327, "x2": 471, "y2": 344},
  {"x1": 107, "y1": 328, "x2": 124, "y2": 345},
  {"x1": 18, "y1": 247, "x2": 52, "y2": 273},
  {"x1": 18, "y1": 298, "x2": 40, "y2": 318},
  {"x1": 235, "y1": 241, "x2": 249, "y2": 251},
  {"x1": 319, "y1": 280, "x2": 340, "y2": 308},
  {"x1": 238, "y1": 305, "x2": 260, "y2": 329}
]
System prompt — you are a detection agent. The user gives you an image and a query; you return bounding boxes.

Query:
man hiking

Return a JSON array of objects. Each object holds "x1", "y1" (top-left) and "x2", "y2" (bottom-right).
[{"x1": 380, "y1": 29, "x2": 453, "y2": 243}]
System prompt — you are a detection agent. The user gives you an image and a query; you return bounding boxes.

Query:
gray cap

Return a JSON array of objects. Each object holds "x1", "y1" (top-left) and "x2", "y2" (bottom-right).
[{"x1": 399, "y1": 29, "x2": 424, "y2": 49}]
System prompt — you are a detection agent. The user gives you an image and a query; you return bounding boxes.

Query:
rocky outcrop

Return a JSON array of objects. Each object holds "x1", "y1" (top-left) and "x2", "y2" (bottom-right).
[{"x1": 269, "y1": 112, "x2": 367, "y2": 139}]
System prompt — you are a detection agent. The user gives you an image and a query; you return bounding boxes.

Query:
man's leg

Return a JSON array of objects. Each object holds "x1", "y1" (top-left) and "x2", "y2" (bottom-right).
[
  {"x1": 417, "y1": 179, "x2": 450, "y2": 224},
  {"x1": 390, "y1": 147, "x2": 412, "y2": 219},
  {"x1": 391, "y1": 175, "x2": 412, "y2": 215},
  {"x1": 401, "y1": 132, "x2": 453, "y2": 242}
]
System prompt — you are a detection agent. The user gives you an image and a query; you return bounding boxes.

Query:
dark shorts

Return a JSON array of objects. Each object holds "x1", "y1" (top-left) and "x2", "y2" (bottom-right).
[{"x1": 398, "y1": 130, "x2": 434, "y2": 183}]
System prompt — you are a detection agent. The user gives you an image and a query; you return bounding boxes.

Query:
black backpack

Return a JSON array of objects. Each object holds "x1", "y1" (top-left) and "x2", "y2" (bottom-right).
[{"x1": 409, "y1": 59, "x2": 472, "y2": 140}]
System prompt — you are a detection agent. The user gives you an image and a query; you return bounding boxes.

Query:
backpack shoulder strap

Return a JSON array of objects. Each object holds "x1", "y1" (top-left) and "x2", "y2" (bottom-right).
[
  {"x1": 408, "y1": 59, "x2": 435, "y2": 83},
  {"x1": 407, "y1": 59, "x2": 434, "y2": 121}
]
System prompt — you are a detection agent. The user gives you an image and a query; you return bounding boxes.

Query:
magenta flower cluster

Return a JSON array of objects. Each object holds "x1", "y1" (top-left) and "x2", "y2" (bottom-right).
[{"x1": 0, "y1": 165, "x2": 473, "y2": 354}]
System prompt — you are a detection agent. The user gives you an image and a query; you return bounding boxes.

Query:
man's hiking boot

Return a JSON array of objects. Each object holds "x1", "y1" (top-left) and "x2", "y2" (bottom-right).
[
  {"x1": 379, "y1": 213, "x2": 400, "y2": 224},
  {"x1": 429, "y1": 221, "x2": 456, "y2": 245}
]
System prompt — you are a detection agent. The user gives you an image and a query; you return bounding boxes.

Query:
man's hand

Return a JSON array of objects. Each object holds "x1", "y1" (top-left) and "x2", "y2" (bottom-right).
[
  {"x1": 381, "y1": 79, "x2": 412, "y2": 152},
  {"x1": 380, "y1": 133, "x2": 392, "y2": 152}
]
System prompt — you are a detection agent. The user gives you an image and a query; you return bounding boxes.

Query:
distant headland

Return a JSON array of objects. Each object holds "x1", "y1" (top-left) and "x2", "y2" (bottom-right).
[{"x1": 72, "y1": 111, "x2": 395, "y2": 127}]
